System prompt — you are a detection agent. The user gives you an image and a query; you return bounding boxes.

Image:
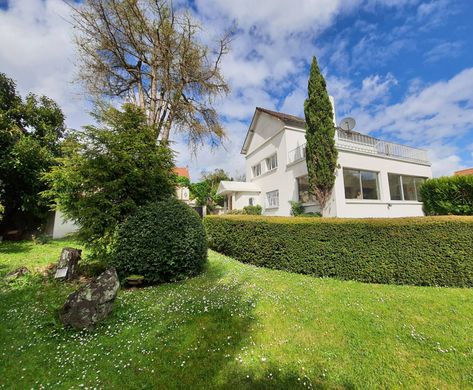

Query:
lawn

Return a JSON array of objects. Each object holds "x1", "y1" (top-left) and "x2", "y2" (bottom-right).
[{"x1": 1, "y1": 240, "x2": 473, "y2": 389}]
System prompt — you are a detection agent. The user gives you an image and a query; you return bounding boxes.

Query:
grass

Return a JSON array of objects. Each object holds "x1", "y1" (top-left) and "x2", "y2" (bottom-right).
[{"x1": 1, "y1": 240, "x2": 473, "y2": 389}]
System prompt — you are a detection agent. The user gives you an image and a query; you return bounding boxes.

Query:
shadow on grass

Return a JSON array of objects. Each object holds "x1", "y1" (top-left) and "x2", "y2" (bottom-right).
[
  {"x1": 0, "y1": 240, "x2": 33, "y2": 255},
  {"x1": 219, "y1": 362, "x2": 354, "y2": 390}
]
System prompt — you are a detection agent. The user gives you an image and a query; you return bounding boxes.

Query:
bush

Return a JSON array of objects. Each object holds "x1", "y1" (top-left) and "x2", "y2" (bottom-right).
[
  {"x1": 111, "y1": 199, "x2": 207, "y2": 283},
  {"x1": 421, "y1": 176, "x2": 473, "y2": 215},
  {"x1": 243, "y1": 205, "x2": 262, "y2": 215},
  {"x1": 204, "y1": 215, "x2": 473, "y2": 287},
  {"x1": 289, "y1": 201, "x2": 304, "y2": 216},
  {"x1": 227, "y1": 205, "x2": 262, "y2": 215}
]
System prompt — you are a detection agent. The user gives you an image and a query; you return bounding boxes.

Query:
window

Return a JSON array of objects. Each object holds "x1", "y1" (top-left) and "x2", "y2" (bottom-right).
[
  {"x1": 252, "y1": 163, "x2": 262, "y2": 177},
  {"x1": 249, "y1": 197, "x2": 254, "y2": 206},
  {"x1": 265, "y1": 154, "x2": 278, "y2": 171},
  {"x1": 297, "y1": 176, "x2": 316, "y2": 203},
  {"x1": 388, "y1": 173, "x2": 426, "y2": 201},
  {"x1": 266, "y1": 190, "x2": 279, "y2": 208},
  {"x1": 343, "y1": 168, "x2": 379, "y2": 200}
]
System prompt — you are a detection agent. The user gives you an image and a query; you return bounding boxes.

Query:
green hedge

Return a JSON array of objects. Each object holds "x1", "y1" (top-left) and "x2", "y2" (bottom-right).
[
  {"x1": 421, "y1": 175, "x2": 473, "y2": 215},
  {"x1": 204, "y1": 215, "x2": 473, "y2": 287}
]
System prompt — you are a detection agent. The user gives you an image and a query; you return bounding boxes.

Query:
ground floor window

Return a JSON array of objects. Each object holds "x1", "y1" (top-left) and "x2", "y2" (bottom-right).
[
  {"x1": 297, "y1": 175, "x2": 316, "y2": 203},
  {"x1": 343, "y1": 168, "x2": 379, "y2": 200},
  {"x1": 266, "y1": 190, "x2": 279, "y2": 208},
  {"x1": 388, "y1": 173, "x2": 425, "y2": 201}
]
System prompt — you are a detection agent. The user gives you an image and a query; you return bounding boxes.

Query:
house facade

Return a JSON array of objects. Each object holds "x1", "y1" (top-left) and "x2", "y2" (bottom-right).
[{"x1": 217, "y1": 106, "x2": 432, "y2": 218}]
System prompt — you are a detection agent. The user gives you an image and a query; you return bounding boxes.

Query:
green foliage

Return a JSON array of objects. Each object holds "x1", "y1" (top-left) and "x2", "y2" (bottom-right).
[
  {"x1": 289, "y1": 200, "x2": 304, "y2": 216},
  {"x1": 226, "y1": 205, "x2": 262, "y2": 215},
  {"x1": 43, "y1": 104, "x2": 176, "y2": 257},
  {"x1": 204, "y1": 215, "x2": 473, "y2": 287},
  {"x1": 111, "y1": 199, "x2": 207, "y2": 283},
  {"x1": 0, "y1": 72, "x2": 65, "y2": 234},
  {"x1": 242, "y1": 205, "x2": 262, "y2": 215},
  {"x1": 420, "y1": 175, "x2": 473, "y2": 215},
  {"x1": 190, "y1": 168, "x2": 231, "y2": 210},
  {"x1": 304, "y1": 57, "x2": 338, "y2": 210},
  {"x1": 175, "y1": 175, "x2": 191, "y2": 188}
]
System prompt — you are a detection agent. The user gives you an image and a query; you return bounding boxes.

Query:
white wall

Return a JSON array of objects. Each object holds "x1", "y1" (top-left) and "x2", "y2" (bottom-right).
[
  {"x1": 234, "y1": 192, "x2": 260, "y2": 209},
  {"x1": 52, "y1": 210, "x2": 79, "y2": 239}
]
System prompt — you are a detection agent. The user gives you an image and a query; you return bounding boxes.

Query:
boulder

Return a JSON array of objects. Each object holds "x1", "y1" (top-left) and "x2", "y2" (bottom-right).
[
  {"x1": 59, "y1": 268, "x2": 120, "y2": 329},
  {"x1": 54, "y1": 248, "x2": 82, "y2": 281}
]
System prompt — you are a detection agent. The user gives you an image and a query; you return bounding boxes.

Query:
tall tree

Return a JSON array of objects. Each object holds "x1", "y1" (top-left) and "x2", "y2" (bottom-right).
[
  {"x1": 0, "y1": 73, "x2": 65, "y2": 234},
  {"x1": 43, "y1": 104, "x2": 176, "y2": 257},
  {"x1": 304, "y1": 57, "x2": 338, "y2": 212},
  {"x1": 70, "y1": 0, "x2": 231, "y2": 147}
]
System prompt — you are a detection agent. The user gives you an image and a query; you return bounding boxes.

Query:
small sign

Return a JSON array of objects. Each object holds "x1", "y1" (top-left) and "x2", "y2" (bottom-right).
[{"x1": 55, "y1": 267, "x2": 68, "y2": 279}]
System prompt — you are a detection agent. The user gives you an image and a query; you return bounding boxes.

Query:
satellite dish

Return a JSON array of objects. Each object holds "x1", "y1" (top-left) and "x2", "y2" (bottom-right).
[{"x1": 339, "y1": 117, "x2": 356, "y2": 131}]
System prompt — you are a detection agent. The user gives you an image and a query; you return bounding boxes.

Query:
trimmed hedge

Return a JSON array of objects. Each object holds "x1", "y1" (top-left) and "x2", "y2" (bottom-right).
[
  {"x1": 421, "y1": 175, "x2": 473, "y2": 215},
  {"x1": 204, "y1": 215, "x2": 473, "y2": 287},
  {"x1": 111, "y1": 199, "x2": 207, "y2": 283}
]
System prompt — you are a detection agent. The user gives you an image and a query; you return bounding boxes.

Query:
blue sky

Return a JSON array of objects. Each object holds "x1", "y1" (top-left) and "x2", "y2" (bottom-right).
[{"x1": 1, "y1": 0, "x2": 472, "y2": 179}]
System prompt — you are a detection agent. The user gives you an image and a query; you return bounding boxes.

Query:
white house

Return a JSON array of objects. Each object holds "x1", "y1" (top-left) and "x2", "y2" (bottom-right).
[{"x1": 217, "y1": 105, "x2": 432, "y2": 218}]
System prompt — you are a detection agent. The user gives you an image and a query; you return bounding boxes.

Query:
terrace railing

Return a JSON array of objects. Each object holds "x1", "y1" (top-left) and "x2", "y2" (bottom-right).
[{"x1": 287, "y1": 129, "x2": 430, "y2": 166}]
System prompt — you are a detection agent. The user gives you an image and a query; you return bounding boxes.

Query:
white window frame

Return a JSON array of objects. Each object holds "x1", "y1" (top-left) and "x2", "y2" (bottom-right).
[
  {"x1": 265, "y1": 153, "x2": 278, "y2": 172},
  {"x1": 266, "y1": 190, "x2": 279, "y2": 208},
  {"x1": 252, "y1": 162, "x2": 262, "y2": 178}
]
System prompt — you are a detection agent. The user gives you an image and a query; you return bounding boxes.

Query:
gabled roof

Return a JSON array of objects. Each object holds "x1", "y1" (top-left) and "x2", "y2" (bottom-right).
[
  {"x1": 216, "y1": 181, "x2": 260, "y2": 196},
  {"x1": 173, "y1": 167, "x2": 190, "y2": 179},
  {"x1": 241, "y1": 107, "x2": 306, "y2": 155},
  {"x1": 255, "y1": 107, "x2": 306, "y2": 127}
]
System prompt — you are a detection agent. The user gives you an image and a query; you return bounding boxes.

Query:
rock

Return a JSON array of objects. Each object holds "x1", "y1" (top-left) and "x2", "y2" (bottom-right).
[
  {"x1": 59, "y1": 268, "x2": 120, "y2": 329},
  {"x1": 54, "y1": 247, "x2": 82, "y2": 281},
  {"x1": 5, "y1": 266, "x2": 30, "y2": 280}
]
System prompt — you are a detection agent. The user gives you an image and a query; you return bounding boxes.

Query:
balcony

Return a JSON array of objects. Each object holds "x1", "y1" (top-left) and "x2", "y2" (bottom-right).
[{"x1": 287, "y1": 129, "x2": 430, "y2": 166}]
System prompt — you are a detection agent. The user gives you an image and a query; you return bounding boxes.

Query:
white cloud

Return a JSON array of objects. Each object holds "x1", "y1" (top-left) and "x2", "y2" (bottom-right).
[
  {"x1": 424, "y1": 41, "x2": 463, "y2": 63},
  {"x1": 0, "y1": 0, "x2": 91, "y2": 130}
]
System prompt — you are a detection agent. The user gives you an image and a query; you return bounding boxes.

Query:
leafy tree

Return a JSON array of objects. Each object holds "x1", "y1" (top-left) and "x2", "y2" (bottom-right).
[
  {"x1": 0, "y1": 73, "x2": 65, "y2": 234},
  {"x1": 43, "y1": 104, "x2": 176, "y2": 257},
  {"x1": 176, "y1": 175, "x2": 191, "y2": 188},
  {"x1": 304, "y1": 57, "x2": 338, "y2": 211},
  {"x1": 70, "y1": 0, "x2": 231, "y2": 147},
  {"x1": 190, "y1": 169, "x2": 231, "y2": 210}
]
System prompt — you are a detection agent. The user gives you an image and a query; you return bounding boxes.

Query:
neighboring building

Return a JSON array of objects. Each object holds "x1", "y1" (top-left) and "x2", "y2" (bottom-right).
[
  {"x1": 454, "y1": 168, "x2": 473, "y2": 176},
  {"x1": 173, "y1": 167, "x2": 193, "y2": 205},
  {"x1": 217, "y1": 106, "x2": 432, "y2": 218}
]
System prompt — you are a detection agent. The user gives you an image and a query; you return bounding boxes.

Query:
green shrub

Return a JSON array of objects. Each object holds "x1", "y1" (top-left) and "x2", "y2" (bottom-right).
[
  {"x1": 243, "y1": 205, "x2": 262, "y2": 215},
  {"x1": 289, "y1": 201, "x2": 304, "y2": 216},
  {"x1": 111, "y1": 199, "x2": 207, "y2": 283},
  {"x1": 421, "y1": 176, "x2": 473, "y2": 215},
  {"x1": 204, "y1": 215, "x2": 473, "y2": 287}
]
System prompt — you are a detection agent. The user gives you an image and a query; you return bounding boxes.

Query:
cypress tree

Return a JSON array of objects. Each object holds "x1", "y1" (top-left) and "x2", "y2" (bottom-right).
[{"x1": 304, "y1": 56, "x2": 338, "y2": 212}]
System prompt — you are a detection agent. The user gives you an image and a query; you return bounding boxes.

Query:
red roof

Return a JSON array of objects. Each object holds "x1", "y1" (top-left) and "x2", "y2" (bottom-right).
[
  {"x1": 173, "y1": 167, "x2": 190, "y2": 179},
  {"x1": 454, "y1": 168, "x2": 473, "y2": 176}
]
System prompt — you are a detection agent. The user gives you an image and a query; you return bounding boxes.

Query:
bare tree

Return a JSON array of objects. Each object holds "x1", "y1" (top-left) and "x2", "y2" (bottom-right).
[{"x1": 69, "y1": 0, "x2": 231, "y2": 147}]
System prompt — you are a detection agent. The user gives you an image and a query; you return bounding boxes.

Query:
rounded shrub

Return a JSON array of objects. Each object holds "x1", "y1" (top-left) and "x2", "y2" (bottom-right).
[{"x1": 111, "y1": 199, "x2": 207, "y2": 283}]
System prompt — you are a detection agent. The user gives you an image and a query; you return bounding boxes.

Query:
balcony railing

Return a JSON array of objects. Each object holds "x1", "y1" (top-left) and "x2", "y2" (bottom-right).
[
  {"x1": 287, "y1": 129, "x2": 430, "y2": 166},
  {"x1": 287, "y1": 143, "x2": 306, "y2": 164}
]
